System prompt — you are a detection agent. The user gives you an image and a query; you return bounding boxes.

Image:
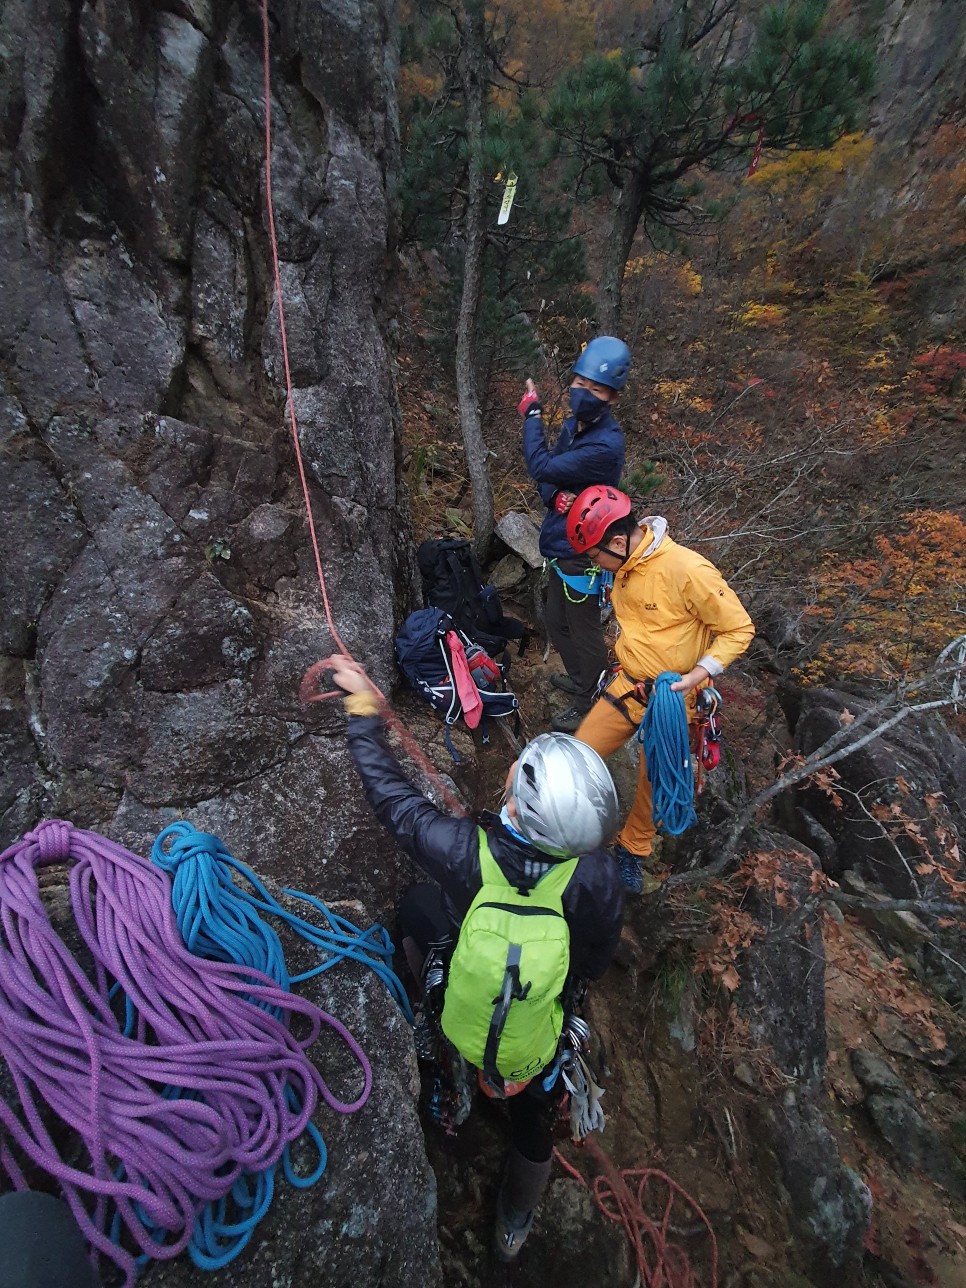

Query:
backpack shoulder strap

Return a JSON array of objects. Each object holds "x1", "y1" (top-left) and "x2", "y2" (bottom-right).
[
  {"x1": 476, "y1": 828, "x2": 507, "y2": 888},
  {"x1": 533, "y1": 856, "x2": 580, "y2": 901},
  {"x1": 476, "y1": 830, "x2": 578, "y2": 900}
]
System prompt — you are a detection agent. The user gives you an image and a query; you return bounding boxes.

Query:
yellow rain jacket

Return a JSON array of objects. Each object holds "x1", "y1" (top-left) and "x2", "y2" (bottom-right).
[{"x1": 611, "y1": 518, "x2": 754, "y2": 693}]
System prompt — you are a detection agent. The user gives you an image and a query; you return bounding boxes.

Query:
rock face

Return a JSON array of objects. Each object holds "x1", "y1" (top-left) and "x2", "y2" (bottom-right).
[
  {"x1": 735, "y1": 831, "x2": 872, "y2": 1282},
  {"x1": 780, "y1": 686, "x2": 966, "y2": 897},
  {"x1": 0, "y1": 1, "x2": 440, "y2": 1282},
  {"x1": 780, "y1": 684, "x2": 966, "y2": 1002}
]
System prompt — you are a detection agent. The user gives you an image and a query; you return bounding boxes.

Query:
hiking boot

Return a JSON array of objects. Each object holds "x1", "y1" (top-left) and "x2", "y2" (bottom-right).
[
  {"x1": 549, "y1": 672, "x2": 578, "y2": 695},
  {"x1": 550, "y1": 703, "x2": 587, "y2": 734},
  {"x1": 493, "y1": 1189, "x2": 535, "y2": 1262},
  {"x1": 612, "y1": 842, "x2": 646, "y2": 895}
]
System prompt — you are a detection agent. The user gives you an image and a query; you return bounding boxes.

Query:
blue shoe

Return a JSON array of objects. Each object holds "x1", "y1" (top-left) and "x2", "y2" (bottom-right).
[{"x1": 612, "y1": 842, "x2": 645, "y2": 894}]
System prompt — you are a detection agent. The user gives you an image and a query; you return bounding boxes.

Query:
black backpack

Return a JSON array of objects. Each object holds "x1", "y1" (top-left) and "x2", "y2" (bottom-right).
[
  {"x1": 395, "y1": 607, "x2": 520, "y2": 761},
  {"x1": 417, "y1": 539, "x2": 526, "y2": 657}
]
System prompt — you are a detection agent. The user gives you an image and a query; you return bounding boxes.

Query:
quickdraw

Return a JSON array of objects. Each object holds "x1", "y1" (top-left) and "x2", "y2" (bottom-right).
[
  {"x1": 413, "y1": 949, "x2": 472, "y2": 1135},
  {"x1": 692, "y1": 685, "x2": 723, "y2": 795}
]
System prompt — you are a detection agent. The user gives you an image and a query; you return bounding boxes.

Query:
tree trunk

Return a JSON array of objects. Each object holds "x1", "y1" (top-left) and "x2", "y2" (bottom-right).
[
  {"x1": 598, "y1": 168, "x2": 647, "y2": 336},
  {"x1": 454, "y1": 0, "x2": 494, "y2": 561}
]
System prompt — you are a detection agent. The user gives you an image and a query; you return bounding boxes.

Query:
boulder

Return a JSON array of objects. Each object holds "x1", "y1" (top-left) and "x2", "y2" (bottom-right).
[
  {"x1": 780, "y1": 685, "x2": 966, "y2": 896},
  {"x1": 495, "y1": 511, "x2": 544, "y2": 569},
  {"x1": 850, "y1": 1049, "x2": 965, "y2": 1197},
  {"x1": 734, "y1": 831, "x2": 871, "y2": 1280},
  {"x1": 736, "y1": 834, "x2": 827, "y2": 1090}
]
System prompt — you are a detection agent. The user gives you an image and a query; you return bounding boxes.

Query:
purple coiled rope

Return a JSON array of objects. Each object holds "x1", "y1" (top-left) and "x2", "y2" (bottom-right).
[{"x1": 0, "y1": 820, "x2": 373, "y2": 1286}]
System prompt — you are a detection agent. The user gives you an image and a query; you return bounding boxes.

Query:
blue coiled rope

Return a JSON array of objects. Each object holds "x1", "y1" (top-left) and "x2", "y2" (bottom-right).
[
  {"x1": 151, "y1": 821, "x2": 413, "y2": 1023},
  {"x1": 636, "y1": 672, "x2": 698, "y2": 836},
  {"x1": 133, "y1": 820, "x2": 412, "y2": 1271}
]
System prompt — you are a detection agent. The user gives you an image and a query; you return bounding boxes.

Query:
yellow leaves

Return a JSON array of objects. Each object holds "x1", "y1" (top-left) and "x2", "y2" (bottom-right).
[
  {"x1": 863, "y1": 351, "x2": 892, "y2": 372},
  {"x1": 749, "y1": 133, "x2": 876, "y2": 197},
  {"x1": 734, "y1": 301, "x2": 788, "y2": 329},
  {"x1": 653, "y1": 376, "x2": 712, "y2": 414},
  {"x1": 399, "y1": 67, "x2": 441, "y2": 102},
  {"x1": 679, "y1": 261, "x2": 703, "y2": 297},
  {"x1": 625, "y1": 251, "x2": 702, "y2": 297}
]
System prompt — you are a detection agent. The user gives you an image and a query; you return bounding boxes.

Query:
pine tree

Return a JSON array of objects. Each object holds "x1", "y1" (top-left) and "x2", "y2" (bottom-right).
[
  {"x1": 399, "y1": 1, "x2": 593, "y2": 554},
  {"x1": 545, "y1": 0, "x2": 875, "y2": 330}
]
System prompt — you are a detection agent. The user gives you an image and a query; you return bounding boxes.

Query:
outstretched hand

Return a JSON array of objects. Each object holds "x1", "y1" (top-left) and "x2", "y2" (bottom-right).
[{"x1": 321, "y1": 654, "x2": 379, "y2": 696}]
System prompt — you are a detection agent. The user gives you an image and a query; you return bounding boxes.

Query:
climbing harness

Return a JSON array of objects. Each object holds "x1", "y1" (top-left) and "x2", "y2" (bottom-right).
[
  {"x1": 0, "y1": 821, "x2": 371, "y2": 1288},
  {"x1": 692, "y1": 686, "x2": 723, "y2": 796},
  {"x1": 151, "y1": 821, "x2": 414, "y2": 1023},
  {"x1": 636, "y1": 673, "x2": 698, "y2": 836},
  {"x1": 554, "y1": 1135, "x2": 719, "y2": 1288},
  {"x1": 548, "y1": 559, "x2": 614, "y2": 606},
  {"x1": 598, "y1": 663, "x2": 654, "y2": 727}
]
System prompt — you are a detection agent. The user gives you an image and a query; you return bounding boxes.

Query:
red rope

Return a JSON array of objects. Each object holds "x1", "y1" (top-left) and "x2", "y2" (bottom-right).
[
  {"x1": 554, "y1": 1138, "x2": 718, "y2": 1288},
  {"x1": 259, "y1": 0, "x2": 466, "y2": 816}
]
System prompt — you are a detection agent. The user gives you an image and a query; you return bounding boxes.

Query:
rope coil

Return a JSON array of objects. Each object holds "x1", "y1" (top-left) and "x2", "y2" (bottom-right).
[
  {"x1": 150, "y1": 820, "x2": 414, "y2": 1023},
  {"x1": 555, "y1": 1137, "x2": 718, "y2": 1288},
  {"x1": 637, "y1": 672, "x2": 699, "y2": 836},
  {"x1": 0, "y1": 820, "x2": 371, "y2": 1286}
]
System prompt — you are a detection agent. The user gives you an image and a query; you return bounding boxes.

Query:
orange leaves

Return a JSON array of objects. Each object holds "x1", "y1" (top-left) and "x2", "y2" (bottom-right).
[
  {"x1": 800, "y1": 508, "x2": 966, "y2": 683},
  {"x1": 812, "y1": 764, "x2": 843, "y2": 810},
  {"x1": 694, "y1": 900, "x2": 762, "y2": 992},
  {"x1": 720, "y1": 965, "x2": 741, "y2": 993},
  {"x1": 695, "y1": 849, "x2": 816, "y2": 991}
]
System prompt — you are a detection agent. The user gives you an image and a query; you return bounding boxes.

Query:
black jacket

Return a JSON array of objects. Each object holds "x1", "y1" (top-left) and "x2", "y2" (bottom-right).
[{"x1": 347, "y1": 713, "x2": 624, "y2": 981}]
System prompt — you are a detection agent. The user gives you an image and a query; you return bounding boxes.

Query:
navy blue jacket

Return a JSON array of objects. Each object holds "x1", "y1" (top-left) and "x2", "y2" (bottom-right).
[
  {"x1": 522, "y1": 407, "x2": 625, "y2": 561},
  {"x1": 346, "y1": 713, "x2": 624, "y2": 982}
]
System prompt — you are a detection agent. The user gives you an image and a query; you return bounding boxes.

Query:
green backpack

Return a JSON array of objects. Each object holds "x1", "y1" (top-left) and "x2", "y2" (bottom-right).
[{"x1": 440, "y1": 829, "x2": 578, "y2": 1086}]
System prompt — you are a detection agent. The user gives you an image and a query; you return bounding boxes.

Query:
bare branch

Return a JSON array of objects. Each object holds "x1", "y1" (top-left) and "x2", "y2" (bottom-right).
[
  {"x1": 826, "y1": 891, "x2": 966, "y2": 919},
  {"x1": 667, "y1": 638, "x2": 966, "y2": 888}
]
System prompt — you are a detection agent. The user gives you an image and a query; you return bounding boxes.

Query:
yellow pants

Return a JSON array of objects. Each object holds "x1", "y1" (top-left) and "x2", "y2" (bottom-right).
[{"x1": 575, "y1": 673, "x2": 696, "y2": 859}]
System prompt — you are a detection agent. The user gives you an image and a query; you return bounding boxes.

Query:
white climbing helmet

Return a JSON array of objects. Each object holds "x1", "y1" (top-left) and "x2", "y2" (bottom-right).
[{"x1": 511, "y1": 733, "x2": 620, "y2": 859}]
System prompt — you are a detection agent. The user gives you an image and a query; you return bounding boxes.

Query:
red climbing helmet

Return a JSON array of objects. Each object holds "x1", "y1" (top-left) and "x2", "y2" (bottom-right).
[{"x1": 566, "y1": 485, "x2": 633, "y2": 554}]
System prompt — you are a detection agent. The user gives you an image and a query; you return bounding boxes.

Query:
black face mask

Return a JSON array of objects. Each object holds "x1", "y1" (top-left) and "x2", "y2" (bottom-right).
[{"x1": 569, "y1": 386, "x2": 609, "y2": 423}]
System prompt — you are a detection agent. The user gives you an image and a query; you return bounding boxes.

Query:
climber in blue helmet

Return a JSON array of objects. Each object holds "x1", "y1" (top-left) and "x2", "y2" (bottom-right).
[{"x1": 518, "y1": 337, "x2": 631, "y2": 733}]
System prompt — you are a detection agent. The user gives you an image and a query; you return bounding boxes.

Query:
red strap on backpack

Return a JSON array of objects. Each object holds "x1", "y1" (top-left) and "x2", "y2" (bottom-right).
[{"x1": 445, "y1": 631, "x2": 483, "y2": 729}]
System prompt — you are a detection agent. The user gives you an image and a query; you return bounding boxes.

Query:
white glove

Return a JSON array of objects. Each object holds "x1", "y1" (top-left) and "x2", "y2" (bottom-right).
[{"x1": 562, "y1": 1051, "x2": 605, "y2": 1140}]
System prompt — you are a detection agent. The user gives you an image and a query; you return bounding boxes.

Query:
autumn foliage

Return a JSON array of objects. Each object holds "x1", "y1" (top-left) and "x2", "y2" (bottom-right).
[{"x1": 800, "y1": 511, "x2": 966, "y2": 683}]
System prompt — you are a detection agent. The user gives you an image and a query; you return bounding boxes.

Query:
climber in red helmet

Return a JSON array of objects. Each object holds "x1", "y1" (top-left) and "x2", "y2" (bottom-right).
[{"x1": 566, "y1": 485, "x2": 755, "y2": 894}]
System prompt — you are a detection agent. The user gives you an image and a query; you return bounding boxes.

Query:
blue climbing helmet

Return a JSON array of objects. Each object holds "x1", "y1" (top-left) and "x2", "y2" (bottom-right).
[{"x1": 572, "y1": 336, "x2": 632, "y2": 392}]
